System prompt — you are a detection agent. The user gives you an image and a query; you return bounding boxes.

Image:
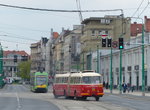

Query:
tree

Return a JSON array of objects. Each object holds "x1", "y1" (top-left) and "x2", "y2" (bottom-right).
[{"x1": 17, "y1": 60, "x2": 31, "y2": 80}]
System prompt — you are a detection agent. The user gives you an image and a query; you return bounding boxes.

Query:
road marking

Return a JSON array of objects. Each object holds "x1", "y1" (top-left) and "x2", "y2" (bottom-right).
[{"x1": 15, "y1": 92, "x2": 21, "y2": 110}]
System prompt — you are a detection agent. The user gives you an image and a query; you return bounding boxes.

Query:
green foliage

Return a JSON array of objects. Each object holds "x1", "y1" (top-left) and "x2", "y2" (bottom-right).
[{"x1": 17, "y1": 60, "x2": 31, "y2": 80}]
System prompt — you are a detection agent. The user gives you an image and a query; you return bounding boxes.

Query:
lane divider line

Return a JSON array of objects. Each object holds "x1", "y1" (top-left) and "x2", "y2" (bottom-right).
[{"x1": 15, "y1": 92, "x2": 21, "y2": 110}]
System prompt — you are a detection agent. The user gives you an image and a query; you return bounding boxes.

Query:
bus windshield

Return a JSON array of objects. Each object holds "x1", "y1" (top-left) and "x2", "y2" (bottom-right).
[
  {"x1": 36, "y1": 76, "x2": 47, "y2": 85},
  {"x1": 82, "y1": 76, "x2": 100, "y2": 84}
]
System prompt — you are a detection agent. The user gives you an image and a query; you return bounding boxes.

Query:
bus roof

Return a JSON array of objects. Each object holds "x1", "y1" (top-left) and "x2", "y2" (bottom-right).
[
  {"x1": 81, "y1": 72, "x2": 101, "y2": 77},
  {"x1": 54, "y1": 72, "x2": 101, "y2": 78},
  {"x1": 70, "y1": 72, "x2": 101, "y2": 77},
  {"x1": 55, "y1": 73, "x2": 70, "y2": 77}
]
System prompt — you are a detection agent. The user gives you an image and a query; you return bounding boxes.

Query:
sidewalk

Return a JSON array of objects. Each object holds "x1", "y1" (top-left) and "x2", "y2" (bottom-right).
[{"x1": 104, "y1": 89, "x2": 150, "y2": 97}]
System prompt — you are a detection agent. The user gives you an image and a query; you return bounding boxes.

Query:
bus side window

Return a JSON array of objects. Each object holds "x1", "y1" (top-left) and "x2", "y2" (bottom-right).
[
  {"x1": 79, "y1": 77, "x2": 81, "y2": 83},
  {"x1": 56, "y1": 78, "x2": 60, "y2": 83},
  {"x1": 62, "y1": 77, "x2": 64, "y2": 83},
  {"x1": 65, "y1": 77, "x2": 68, "y2": 83},
  {"x1": 63, "y1": 77, "x2": 65, "y2": 83},
  {"x1": 60, "y1": 77, "x2": 63, "y2": 83},
  {"x1": 72, "y1": 77, "x2": 75, "y2": 84},
  {"x1": 76, "y1": 77, "x2": 79, "y2": 84},
  {"x1": 74, "y1": 77, "x2": 76, "y2": 84},
  {"x1": 70, "y1": 78, "x2": 73, "y2": 84},
  {"x1": 56, "y1": 78, "x2": 58, "y2": 83},
  {"x1": 66, "y1": 77, "x2": 68, "y2": 83}
]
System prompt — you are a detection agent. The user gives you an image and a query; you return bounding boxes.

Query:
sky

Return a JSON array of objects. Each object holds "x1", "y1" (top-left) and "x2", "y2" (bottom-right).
[{"x1": 0, "y1": 0, "x2": 149, "y2": 54}]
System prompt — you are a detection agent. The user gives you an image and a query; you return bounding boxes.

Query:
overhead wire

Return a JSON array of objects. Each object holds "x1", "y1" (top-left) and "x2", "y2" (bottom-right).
[
  {"x1": 0, "y1": 3, "x2": 124, "y2": 13},
  {"x1": 138, "y1": 1, "x2": 150, "y2": 18},
  {"x1": 0, "y1": 34, "x2": 38, "y2": 41},
  {"x1": 0, "y1": 24, "x2": 49, "y2": 33},
  {"x1": 76, "y1": 0, "x2": 83, "y2": 22},
  {"x1": 0, "y1": 31, "x2": 39, "y2": 41},
  {"x1": 0, "y1": 39, "x2": 31, "y2": 45},
  {"x1": 131, "y1": 0, "x2": 145, "y2": 17}
]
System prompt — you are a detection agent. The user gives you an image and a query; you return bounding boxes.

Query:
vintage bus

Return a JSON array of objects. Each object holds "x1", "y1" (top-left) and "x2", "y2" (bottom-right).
[
  {"x1": 53, "y1": 71, "x2": 104, "y2": 101},
  {"x1": 30, "y1": 72, "x2": 49, "y2": 93}
]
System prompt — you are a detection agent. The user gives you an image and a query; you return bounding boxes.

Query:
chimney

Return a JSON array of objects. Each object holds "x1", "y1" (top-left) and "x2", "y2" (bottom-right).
[
  {"x1": 62, "y1": 27, "x2": 64, "y2": 32},
  {"x1": 51, "y1": 28, "x2": 53, "y2": 36}
]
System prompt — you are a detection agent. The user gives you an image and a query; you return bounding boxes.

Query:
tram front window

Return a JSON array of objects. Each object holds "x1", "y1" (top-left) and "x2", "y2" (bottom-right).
[
  {"x1": 82, "y1": 76, "x2": 100, "y2": 84},
  {"x1": 36, "y1": 77, "x2": 46, "y2": 85}
]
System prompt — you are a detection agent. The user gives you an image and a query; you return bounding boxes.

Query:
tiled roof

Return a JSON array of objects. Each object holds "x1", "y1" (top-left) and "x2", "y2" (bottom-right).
[
  {"x1": 53, "y1": 32, "x2": 59, "y2": 39},
  {"x1": 3, "y1": 50, "x2": 29, "y2": 56},
  {"x1": 130, "y1": 22, "x2": 142, "y2": 36}
]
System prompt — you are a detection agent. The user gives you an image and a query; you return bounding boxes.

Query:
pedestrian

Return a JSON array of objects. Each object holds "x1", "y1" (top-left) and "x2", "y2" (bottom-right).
[
  {"x1": 127, "y1": 83, "x2": 131, "y2": 93},
  {"x1": 106, "y1": 82, "x2": 109, "y2": 89},
  {"x1": 103, "y1": 81, "x2": 105, "y2": 88},
  {"x1": 122, "y1": 82, "x2": 127, "y2": 93},
  {"x1": 131, "y1": 85, "x2": 134, "y2": 92}
]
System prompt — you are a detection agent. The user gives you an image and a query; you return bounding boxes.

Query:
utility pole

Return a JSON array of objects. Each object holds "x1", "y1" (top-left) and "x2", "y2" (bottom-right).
[
  {"x1": 90, "y1": 48, "x2": 92, "y2": 70},
  {"x1": 0, "y1": 44, "x2": 4, "y2": 88},
  {"x1": 119, "y1": 13, "x2": 124, "y2": 94},
  {"x1": 82, "y1": 52, "x2": 84, "y2": 71},
  {"x1": 119, "y1": 49, "x2": 123, "y2": 94},
  {"x1": 142, "y1": 24, "x2": 145, "y2": 96},
  {"x1": 110, "y1": 47, "x2": 113, "y2": 93},
  {"x1": 97, "y1": 45, "x2": 100, "y2": 73}
]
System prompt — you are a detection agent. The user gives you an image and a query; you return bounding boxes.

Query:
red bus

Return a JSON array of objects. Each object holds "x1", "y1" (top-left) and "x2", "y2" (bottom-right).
[{"x1": 53, "y1": 71, "x2": 104, "y2": 101}]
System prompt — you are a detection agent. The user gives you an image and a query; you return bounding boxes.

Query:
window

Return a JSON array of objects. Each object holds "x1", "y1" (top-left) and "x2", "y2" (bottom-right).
[
  {"x1": 91, "y1": 30, "x2": 95, "y2": 36},
  {"x1": 101, "y1": 19, "x2": 105, "y2": 24},
  {"x1": 99, "y1": 31, "x2": 102, "y2": 35},
  {"x1": 105, "y1": 30, "x2": 109, "y2": 35},
  {"x1": 36, "y1": 76, "x2": 47, "y2": 85},
  {"x1": 82, "y1": 76, "x2": 100, "y2": 84},
  {"x1": 105, "y1": 19, "x2": 110, "y2": 24},
  {"x1": 100, "y1": 19, "x2": 111, "y2": 24}
]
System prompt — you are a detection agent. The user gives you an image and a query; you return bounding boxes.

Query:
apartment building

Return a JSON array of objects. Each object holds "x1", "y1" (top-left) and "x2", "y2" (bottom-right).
[
  {"x1": 80, "y1": 15, "x2": 131, "y2": 70},
  {"x1": 3, "y1": 50, "x2": 29, "y2": 77}
]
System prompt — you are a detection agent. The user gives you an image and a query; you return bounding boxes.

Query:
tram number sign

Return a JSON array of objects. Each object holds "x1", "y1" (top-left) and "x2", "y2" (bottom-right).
[{"x1": 112, "y1": 41, "x2": 118, "y2": 48}]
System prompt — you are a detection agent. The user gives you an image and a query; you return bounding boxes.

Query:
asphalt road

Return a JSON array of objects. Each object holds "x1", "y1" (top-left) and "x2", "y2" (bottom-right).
[
  {"x1": 1, "y1": 84, "x2": 150, "y2": 110},
  {"x1": 102, "y1": 93, "x2": 150, "y2": 110},
  {"x1": 0, "y1": 84, "x2": 59, "y2": 110}
]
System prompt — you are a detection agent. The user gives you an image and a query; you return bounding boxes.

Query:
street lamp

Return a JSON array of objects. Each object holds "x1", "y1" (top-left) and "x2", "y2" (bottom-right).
[
  {"x1": 97, "y1": 45, "x2": 100, "y2": 73},
  {"x1": 0, "y1": 43, "x2": 4, "y2": 88}
]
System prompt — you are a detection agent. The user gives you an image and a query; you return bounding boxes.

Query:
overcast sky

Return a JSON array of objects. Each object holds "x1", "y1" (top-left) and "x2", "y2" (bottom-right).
[{"x1": 0, "y1": 0, "x2": 149, "y2": 54}]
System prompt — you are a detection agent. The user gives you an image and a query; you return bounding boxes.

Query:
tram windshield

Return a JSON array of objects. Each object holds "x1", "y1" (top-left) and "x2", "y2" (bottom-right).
[
  {"x1": 36, "y1": 76, "x2": 47, "y2": 85},
  {"x1": 82, "y1": 76, "x2": 101, "y2": 84}
]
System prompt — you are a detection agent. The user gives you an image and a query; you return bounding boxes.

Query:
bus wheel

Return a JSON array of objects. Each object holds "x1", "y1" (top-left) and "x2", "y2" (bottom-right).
[
  {"x1": 82, "y1": 96, "x2": 87, "y2": 100},
  {"x1": 53, "y1": 91, "x2": 58, "y2": 98},
  {"x1": 95, "y1": 97, "x2": 99, "y2": 101},
  {"x1": 74, "y1": 91, "x2": 79, "y2": 100},
  {"x1": 64, "y1": 91, "x2": 68, "y2": 99},
  {"x1": 69, "y1": 96, "x2": 74, "y2": 99}
]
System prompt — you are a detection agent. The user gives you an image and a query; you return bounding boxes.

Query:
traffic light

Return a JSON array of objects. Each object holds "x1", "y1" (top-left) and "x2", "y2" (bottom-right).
[
  {"x1": 102, "y1": 38, "x2": 106, "y2": 47},
  {"x1": 14, "y1": 55, "x2": 17, "y2": 62},
  {"x1": 119, "y1": 38, "x2": 124, "y2": 49},
  {"x1": 107, "y1": 38, "x2": 112, "y2": 47}
]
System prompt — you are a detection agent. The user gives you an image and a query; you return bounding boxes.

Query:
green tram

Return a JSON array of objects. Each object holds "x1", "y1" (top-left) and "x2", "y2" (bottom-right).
[{"x1": 30, "y1": 72, "x2": 48, "y2": 93}]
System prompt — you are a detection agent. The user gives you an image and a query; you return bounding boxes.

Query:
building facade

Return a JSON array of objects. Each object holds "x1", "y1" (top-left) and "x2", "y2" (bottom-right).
[
  {"x1": 3, "y1": 50, "x2": 29, "y2": 78},
  {"x1": 80, "y1": 16, "x2": 131, "y2": 70},
  {"x1": 30, "y1": 37, "x2": 48, "y2": 73}
]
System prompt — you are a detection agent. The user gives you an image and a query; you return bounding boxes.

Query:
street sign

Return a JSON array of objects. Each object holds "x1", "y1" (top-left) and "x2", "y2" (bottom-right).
[{"x1": 112, "y1": 41, "x2": 118, "y2": 48}]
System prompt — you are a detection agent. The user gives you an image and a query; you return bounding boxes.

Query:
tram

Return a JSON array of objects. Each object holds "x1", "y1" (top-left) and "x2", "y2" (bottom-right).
[
  {"x1": 53, "y1": 70, "x2": 104, "y2": 101},
  {"x1": 30, "y1": 72, "x2": 48, "y2": 93}
]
